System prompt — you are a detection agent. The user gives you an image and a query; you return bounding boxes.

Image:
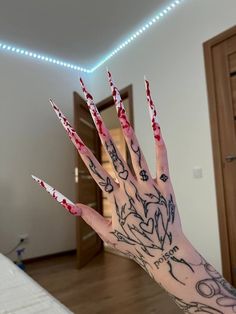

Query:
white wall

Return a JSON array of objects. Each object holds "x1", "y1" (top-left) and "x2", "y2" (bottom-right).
[
  {"x1": 0, "y1": 53, "x2": 90, "y2": 260},
  {"x1": 89, "y1": 0, "x2": 236, "y2": 272}
]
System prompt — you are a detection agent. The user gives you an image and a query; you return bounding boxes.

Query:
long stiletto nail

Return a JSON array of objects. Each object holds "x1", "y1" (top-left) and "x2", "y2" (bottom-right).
[
  {"x1": 79, "y1": 78, "x2": 108, "y2": 138},
  {"x1": 49, "y1": 99, "x2": 88, "y2": 154},
  {"x1": 32, "y1": 175, "x2": 81, "y2": 216},
  {"x1": 144, "y1": 78, "x2": 162, "y2": 142},
  {"x1": 107, "y1": 70, "x2": 132, "y2": 137}
]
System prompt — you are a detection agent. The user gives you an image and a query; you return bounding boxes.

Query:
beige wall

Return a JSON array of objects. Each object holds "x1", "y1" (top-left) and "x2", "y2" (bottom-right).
[{"x1": 89, "y1": 0, "x2": 236, "y2": 272}]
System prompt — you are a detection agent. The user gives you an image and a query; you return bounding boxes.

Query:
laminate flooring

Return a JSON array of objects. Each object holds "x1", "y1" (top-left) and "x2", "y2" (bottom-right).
[{"x1": 26, "y1": 251, "x2": 182, "y2": 314}]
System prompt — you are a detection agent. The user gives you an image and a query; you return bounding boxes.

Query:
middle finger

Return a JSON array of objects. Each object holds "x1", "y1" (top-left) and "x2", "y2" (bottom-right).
[{"x1": 80, "y1": 78, "x2": 135, "y2": 184}]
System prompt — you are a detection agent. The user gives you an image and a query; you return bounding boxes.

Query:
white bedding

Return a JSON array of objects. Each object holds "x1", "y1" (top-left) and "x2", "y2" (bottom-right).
[{"x1": 0, "y1": 254, "x2": 73, "y2": 314}]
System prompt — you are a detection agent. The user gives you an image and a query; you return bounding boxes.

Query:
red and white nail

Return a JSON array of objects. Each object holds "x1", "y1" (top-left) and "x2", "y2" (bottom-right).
[
  {"x1": 144, "y1": 78, "x2": 162, "y2": 143},
  {"x1": 32, "y1": 175, "x2": 81, "y2": 216},
  {"x1": 107, "y1": 70, "x2": 132, "y2": 137},
  {"x1": 49, "y1": 99, "x2": 88, "y2": 154},
  {"x1": 79, "y1": 77, "x2": 108, "y2": 139}
]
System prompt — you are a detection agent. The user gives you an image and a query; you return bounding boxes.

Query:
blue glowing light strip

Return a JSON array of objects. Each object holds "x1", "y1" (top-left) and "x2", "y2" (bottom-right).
[
  {"x1": 0, "y1": 42, "x2": 90, "y2": 73},
  {"x1": 0, "y1": 0, "x2": 184, "y2": 74}
]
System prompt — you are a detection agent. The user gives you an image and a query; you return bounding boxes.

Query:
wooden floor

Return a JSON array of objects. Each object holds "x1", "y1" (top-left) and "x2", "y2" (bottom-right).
[{"x1": 26, "y1": 251, "x2": 182, "y2": 314}]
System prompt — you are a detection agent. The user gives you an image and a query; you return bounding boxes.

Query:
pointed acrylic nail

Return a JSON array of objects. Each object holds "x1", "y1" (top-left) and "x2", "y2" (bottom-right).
[
  {"x1": 49, "y1": 99, "x2": 88, "y2": 154},
  {"x1": 144, "y1": 78, "x2": 162, "y2": 142},
  {"x1": 79, "y1": 78, "x2": 108, "y2": 138},
  {"x1": 106, "y1": 70, "x2": 132, "y2": 137},
  {"x1": 32, "y1": 175, "x2": 81, "y2": 216},
  {"x1": 79, "y1": 77, "x2": 94, "y2": 104}
]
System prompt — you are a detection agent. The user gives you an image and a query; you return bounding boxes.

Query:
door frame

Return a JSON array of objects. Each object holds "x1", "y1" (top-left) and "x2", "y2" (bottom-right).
[
  {"x1": 97, "y1": 84, "x2": 134, "y2": 163},
  {"x1": 203, "y1": 25, "x2": 236, "y2": 282},
  {"x1": 97, "y1": 84, "x2": 134, "y2": 122},
  {"x1": 74, "y1": 92, "x2": 103, "y2": 268}
]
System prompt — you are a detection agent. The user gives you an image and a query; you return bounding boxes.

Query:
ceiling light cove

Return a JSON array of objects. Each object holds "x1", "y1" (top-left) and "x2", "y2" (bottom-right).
[{"x1": 0, "y1": 0, "x2": 184, "y2": 74}]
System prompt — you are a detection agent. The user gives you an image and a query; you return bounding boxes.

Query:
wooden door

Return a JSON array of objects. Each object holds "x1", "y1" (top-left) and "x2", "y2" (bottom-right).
[
  {"x1": 74, "y1": 91, "x2": 103, "y2": 269},
  {"x1": 204, "y1": 26, "x2": 236, "y2": 284}
]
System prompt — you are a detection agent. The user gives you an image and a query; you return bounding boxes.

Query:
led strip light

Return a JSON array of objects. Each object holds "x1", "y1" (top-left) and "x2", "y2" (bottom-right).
[
  {"x1": 0, "y1": 0, "x2": 184, "y2": 74},
  {"x1": 0, "y1": 42, "x2": 89, "y2": 72}
]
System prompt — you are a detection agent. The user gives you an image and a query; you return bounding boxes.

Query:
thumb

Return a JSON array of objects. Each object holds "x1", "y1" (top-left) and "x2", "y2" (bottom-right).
[{"x1": 76, "y1": 203, "x2": 112, "y2": 240}]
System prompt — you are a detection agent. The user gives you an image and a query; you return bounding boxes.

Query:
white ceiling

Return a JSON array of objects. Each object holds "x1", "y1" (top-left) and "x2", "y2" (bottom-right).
[{"x1": 0, "y1": 0, "x2": 169, "y2": 68}]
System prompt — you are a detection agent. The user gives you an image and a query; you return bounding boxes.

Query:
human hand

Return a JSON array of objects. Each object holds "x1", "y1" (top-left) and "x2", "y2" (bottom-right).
[{"x1": 32, "y1": 71, "x2": 185, "y2": 279}]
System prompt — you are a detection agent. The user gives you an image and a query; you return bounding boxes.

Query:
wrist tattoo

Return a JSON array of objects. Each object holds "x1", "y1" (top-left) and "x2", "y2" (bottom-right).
[{"x1": 196, "y1": 261, "x2": 236, "y2": 312}]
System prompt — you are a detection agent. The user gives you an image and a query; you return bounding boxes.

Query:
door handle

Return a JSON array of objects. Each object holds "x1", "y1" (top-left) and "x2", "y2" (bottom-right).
[
  {"x1": 225, "y1": 155, "x2": 236, "y2": 162},
  {"x1": 75, "y1": 167, "x2": 79, "y2": 183}
]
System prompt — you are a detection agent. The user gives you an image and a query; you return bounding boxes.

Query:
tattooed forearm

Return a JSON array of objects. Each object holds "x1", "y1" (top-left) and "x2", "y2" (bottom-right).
[
  {"x1": 172, "y1": 295, "x2": 223, "y2": 314},
  {"x1": 167, "y1": 260, "x2": 186, "y2": 285},
  {"x1": 170, "y1": 255, "x2": 194, "y2": 273},
  {"x1": 196, "y1": 262, "x2": 236, "y2": 312}
]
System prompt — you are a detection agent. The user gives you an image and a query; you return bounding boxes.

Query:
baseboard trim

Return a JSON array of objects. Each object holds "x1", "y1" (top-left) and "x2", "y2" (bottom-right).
[{"x1": 23, "y1": 249, "x2": 76, "y2": 264}]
